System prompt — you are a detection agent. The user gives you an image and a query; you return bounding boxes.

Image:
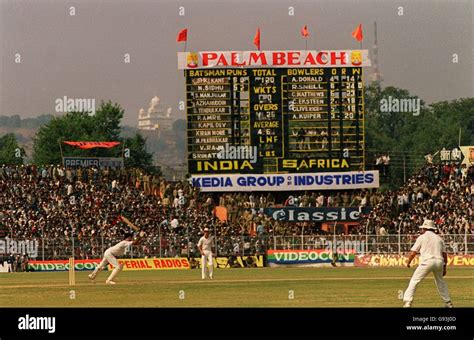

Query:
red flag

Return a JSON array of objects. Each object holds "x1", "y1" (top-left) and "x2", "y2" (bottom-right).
[
  {"x1": 63, "y1": 141, "x2": 121, "y2": 149},
  {"x1": 352, "y1": 24, "x2": 363, "y2": 42},
  {"x1": 253, "y1": 27, "x2": 261, "y2": 50},
  {"x1": 301, "y1": 25, "x2": 309, "y2": 37},
  {"x1": 176, "y1": 28, "x2": 188, "y2": 42}
]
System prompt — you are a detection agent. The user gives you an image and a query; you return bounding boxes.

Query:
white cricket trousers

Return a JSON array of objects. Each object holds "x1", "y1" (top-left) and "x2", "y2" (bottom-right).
[
  {"x1": 201, "y1": 250, "x2": 213, "y2": 279},
  {"x1": 90, "y1": 251, "x2": 122, "y2": 280},
  {"x1": 98, "y1": 251, "x2": 120, "y2": 269},
  {"x1": 403, "y1": 258, "x2": 451, "y2": 303}
]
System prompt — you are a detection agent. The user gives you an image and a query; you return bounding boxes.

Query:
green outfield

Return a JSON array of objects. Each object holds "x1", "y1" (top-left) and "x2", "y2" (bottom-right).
[{"x1": 1, "y1": 267, "x2": 473, "y2": 307}]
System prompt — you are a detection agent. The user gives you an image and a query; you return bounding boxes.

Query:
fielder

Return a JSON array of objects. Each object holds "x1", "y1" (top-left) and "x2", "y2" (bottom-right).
[
  {"x1": 198, "y1": 228, "x2": 214, "y2": 280},
  {"x1": 89, "y1": 231, "x2": 144, "y2": 285},
  {"x1": 403, "y1": 220, "x2": 453, "y2": 308}
]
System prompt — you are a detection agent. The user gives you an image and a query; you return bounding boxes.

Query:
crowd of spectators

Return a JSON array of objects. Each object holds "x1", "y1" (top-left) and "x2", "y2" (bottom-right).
[{"x1": 0, "y1": 161, "x2": 472, "y2": 260}]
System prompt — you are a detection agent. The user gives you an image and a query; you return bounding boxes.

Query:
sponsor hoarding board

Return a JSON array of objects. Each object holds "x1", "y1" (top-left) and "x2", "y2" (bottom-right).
[
  {"x1": 190, "y1": 171, "x2": 379, "y2": 192},
  {"x1": 28, "y1": 259, "x2": 103, "y2": 272},
  {"x1": 110, "y1": 258, "x2": 190, "y2": 271},
  {"x1": 267, "y1": 249, "x2": 354, "y2": 267},
  {"x1": 354, "y1": 254, "x2": 474, "y2": 267},
  {"x1": 178, "y1": 50, "x2": 371, "y2": 69},
  {"x1": 182, "y1": 50, "x2": 371, "y2": 180},
  {"x1": 264, "y1": 206, "x2": 371, "y2": 222}
]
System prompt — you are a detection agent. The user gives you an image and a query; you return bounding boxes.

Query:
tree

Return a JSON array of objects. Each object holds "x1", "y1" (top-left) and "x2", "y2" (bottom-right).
[
  {"x1": 364, "y1": 82, "x2": 473, "y2": 187},
  {"x1": 33, "y1": 111, "x2": 95, "y2": 164},
  {"x1": 124, "y1": 133, "x2": 154, "y2": 171},
  {"x1": 0, "y1": 133, "x2": 25, "y2": 165},
  {"x1": 33, "y1": 101, "x2": 128, "y2": 164}
]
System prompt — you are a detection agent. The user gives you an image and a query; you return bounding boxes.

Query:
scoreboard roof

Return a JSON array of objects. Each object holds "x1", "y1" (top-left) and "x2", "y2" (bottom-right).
[{"x1": 178, "y1": 50, "x2": 371, "y2": 69}]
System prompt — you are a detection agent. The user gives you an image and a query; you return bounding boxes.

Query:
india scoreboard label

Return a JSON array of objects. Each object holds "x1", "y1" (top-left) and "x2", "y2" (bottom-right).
[{"x1": 180, "y1": 50, "x2": 373, "y2": 190}]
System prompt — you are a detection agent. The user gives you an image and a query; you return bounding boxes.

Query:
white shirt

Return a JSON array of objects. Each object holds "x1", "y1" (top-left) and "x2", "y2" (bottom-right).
[
  {"x1": 197, "y1": 235, "x2": 213, "y2": 252},
  {"x1": 170, "y1": 218, "x2": 179, "y2": 229},
  {"x1": 411, "y1": 231, "x2": 445, "y2": 262},
  {"x1": 106, "y1": 240, "x2": 133, "y2": 257}
]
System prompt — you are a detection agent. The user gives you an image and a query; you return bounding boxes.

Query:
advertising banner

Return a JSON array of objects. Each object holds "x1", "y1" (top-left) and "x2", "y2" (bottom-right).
[
  {"x1": 62, "y1": 157, "x2": 124, "y2": 169},
  {"x1": 190, "y1": 171, "x2": 379, "y2": 192},
  {"x1": 28, "y1": 258, "x2": 192, "y2": 271},
  {"x1": 267, "y1": 249, "x2": 354, "y2": 267},
  {"x1": 354, "y1": 254, "x2": 474, "y2": 267},
  {"x1": 28, "y1": 259, "x2": 103, "y2": 272},
  {"x1": 264, "y1": 207, "x2": 371, "y2": 222},
  {"x1": 190, "y1": 255, "x2": 264, "y2": 269},
  {"x1": 178, "y1": 50, "x2": 371, "y2": 69},
  {"x1": 460, "y1": 145, "x2": 474, "y2": 166},
  {"x1": 111, "y1": 258, "x2": 190, "y2": 271}
]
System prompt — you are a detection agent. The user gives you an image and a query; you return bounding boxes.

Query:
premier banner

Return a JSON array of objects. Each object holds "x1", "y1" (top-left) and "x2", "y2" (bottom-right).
[
  {"x1": 264, "y1": 207, "x2": 371, "y2": 222},
  {"x1": 190, "y1": 171, "x2": 379, "y2": 192},
  {"x1": 355, "y1": 254, "x2": 474, "y2": 267},
  {"x1": 62, "y1": 157, "x2": 124, "y2": 169},
  {"x1": 267, "y1": 250, "x2": 355, "y2": 267},
  {"x1": 178, "y1": 50, "x2": 371, "y2": 69}
]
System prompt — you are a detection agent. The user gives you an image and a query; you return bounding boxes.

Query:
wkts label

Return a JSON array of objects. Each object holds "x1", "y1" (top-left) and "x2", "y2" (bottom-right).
[{"x1": 264, "y1": 207, "x2": 371, "y2": 222}]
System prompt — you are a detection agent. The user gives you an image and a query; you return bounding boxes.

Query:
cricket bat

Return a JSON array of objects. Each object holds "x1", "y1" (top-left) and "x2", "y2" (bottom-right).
[{"x1": 120, "y1": 215, "x2": 140, "y2": 232}]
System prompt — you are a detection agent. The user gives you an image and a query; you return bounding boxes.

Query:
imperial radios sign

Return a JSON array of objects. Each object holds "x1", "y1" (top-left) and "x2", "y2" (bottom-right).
[
  {"x1": 190, "y1": 170, "x2": 379, "y2": 192},
  {"x1": 182, "y1": 50, "x2": 371, "y2": 180},
  {"x1": 264, "y1": 207, "x2": 371, "y2": 222}
]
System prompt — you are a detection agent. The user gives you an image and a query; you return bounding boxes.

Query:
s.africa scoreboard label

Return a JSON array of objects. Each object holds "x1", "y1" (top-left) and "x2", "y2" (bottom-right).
[{"x1": 180, "y1": 50, "x2": 371, "y2": 176}]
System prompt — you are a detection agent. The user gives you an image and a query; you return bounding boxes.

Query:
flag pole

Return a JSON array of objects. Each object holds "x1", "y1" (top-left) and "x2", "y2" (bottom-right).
[
  {"x1": 305, "y1": 37, "x2": 308, "y2": 51},
  {"x1": 184, "y1": 40, "x2": 187, "y2": 52}
]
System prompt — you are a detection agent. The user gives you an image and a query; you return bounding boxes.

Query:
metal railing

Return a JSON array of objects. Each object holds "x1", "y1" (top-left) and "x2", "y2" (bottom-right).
[
  {"x1": 1, "y1": 233, "x2": 472, "y2": 261},
  {"x1": 272, "y1": 234, "x2": 473, "y2": 255}
]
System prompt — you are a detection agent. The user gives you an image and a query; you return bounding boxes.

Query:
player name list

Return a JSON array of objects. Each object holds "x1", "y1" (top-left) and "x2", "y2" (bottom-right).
[{"x1": 186, "y1": 67, "x2": 364, "y2": 175}]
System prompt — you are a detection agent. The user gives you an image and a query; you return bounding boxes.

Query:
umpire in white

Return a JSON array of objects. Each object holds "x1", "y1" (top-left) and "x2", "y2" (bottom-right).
[
  {"x1": 403, "y1": 220, "x2": 453, "y2": 308},
  {"x1": 198, "y1": 227, "x2": 214, "y2": 280}
]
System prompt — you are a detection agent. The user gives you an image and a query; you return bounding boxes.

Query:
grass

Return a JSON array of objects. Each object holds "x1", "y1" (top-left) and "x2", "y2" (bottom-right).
[{"x1": 1, "y1": 267, "x2": 472, "y2": 307}]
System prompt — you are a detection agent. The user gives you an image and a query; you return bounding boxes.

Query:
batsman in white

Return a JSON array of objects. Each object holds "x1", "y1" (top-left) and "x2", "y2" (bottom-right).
[
  {"x1": 198, "y1": 227, "x2": 214, "y2": 280},
  {"x1": 88, "y1": 231, "x2": 145, "y2": 284},
  {"x1": 403, "y1": 220, "x2": 453, "y2": 308}
]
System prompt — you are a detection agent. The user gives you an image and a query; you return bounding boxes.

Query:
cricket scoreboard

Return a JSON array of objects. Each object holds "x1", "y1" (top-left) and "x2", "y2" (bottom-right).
[{"x1": 178, "y1": 50, "x2": 372, "y2": 178}]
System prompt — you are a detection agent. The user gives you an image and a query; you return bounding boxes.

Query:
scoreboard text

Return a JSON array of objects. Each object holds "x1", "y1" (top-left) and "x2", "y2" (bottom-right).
[{"x1": 181, "y1": 50, "x2": 370, "y2": 176}]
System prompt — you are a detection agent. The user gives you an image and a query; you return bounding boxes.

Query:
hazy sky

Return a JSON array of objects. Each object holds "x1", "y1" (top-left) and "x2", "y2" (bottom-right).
[{"x1": 1, "y1": 0, "x2": 472, "y2": 126}]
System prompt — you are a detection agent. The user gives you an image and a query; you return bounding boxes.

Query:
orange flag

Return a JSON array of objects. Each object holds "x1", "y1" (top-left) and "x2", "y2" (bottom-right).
[
  {"x1": 351, "y1": 24, "x2": 363, "y2": 42},
  {"x1": 253, "y1": 27, "x2": 261, "y2": 50},
  {"x1": 301, "y1": 25, "x2": 309, "y2": 37},
  {"x1": 176, "y1": 28, "x2": 188, "y2": 42}
]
